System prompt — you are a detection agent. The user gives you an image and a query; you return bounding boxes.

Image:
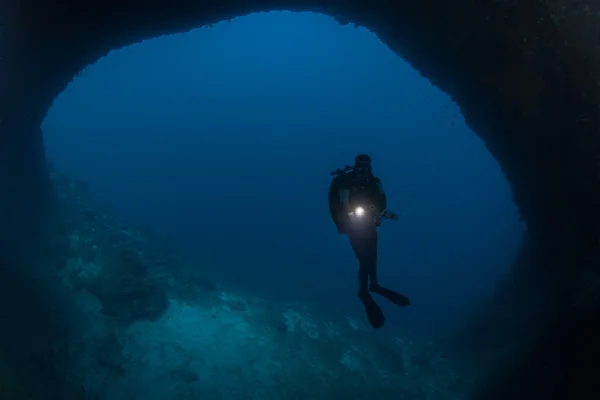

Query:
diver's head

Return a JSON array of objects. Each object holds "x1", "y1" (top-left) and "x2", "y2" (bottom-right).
[{"x1": 354, "y1": 154, "x2": 372, "y2": 176}]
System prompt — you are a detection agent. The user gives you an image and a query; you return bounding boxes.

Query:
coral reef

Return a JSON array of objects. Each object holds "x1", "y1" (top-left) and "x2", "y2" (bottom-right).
[{"x1": 53, "y1": 171, "x2": 172, "y2": 327}]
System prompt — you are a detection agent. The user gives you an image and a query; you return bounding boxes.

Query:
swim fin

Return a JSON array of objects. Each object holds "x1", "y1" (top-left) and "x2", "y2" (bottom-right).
[
  {"x1": 358, "y1": 289, "x2": 385, "y2": 329},
  {"x1": 370, "y1": 285, "x2": 410, "y2": 307}
]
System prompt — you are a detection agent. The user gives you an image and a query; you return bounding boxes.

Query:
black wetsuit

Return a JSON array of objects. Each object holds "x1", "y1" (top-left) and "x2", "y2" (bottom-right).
[
  {"x1": 329, "y1": 171, "x2": 386, "y2": 287},
  {"x1": 329, "y1": 170, "x2": 410, "y2": 329}
]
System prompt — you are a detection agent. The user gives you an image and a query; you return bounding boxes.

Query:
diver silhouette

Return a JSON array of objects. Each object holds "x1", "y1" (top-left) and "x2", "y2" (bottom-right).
[{"x1": 328, "y1": 154, "x2": 410, "y2": 329}]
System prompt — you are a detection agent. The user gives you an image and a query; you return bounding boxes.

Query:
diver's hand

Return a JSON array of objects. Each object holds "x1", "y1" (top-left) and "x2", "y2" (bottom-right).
[{"x1": 381, "y1": 209, "x2": 399, "y2": 221}]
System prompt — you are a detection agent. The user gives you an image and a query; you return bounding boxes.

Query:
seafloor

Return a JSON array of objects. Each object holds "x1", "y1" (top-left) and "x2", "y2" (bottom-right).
[{"x1": 2, "y1": 170, "x2": 474, "y2": 399}]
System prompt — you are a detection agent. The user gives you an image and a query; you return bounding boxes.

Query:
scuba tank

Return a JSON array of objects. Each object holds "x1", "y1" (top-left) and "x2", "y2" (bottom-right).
[{"x1": 330, "y1": 164, "x2": 353, "y2": 176}]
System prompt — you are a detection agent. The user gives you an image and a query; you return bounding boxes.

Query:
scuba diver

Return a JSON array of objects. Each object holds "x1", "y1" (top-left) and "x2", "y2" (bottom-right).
[{"x1": 328, "y1": 154, "x2": 410, "y2": 329}]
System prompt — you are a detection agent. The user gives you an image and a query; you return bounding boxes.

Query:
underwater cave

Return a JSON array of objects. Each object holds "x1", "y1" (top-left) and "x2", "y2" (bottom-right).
[
  {"x1": 1, "y1": 1, "x2": 600, "y2": 399},
  {"x1": 43, "y1": 10, "x2": 523, "y2": 336}
]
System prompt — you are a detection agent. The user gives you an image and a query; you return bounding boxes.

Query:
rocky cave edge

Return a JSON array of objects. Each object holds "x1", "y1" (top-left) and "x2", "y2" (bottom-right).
[{"x1": 1, "y1": 0, "x2": 600, "y2": 398}]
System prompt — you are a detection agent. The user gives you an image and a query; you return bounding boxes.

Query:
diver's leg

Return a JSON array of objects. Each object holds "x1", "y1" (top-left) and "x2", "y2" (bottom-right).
[
  {"x1": 365, "y1": 228, "x2": 379, "y2": 286},
  {"x1": 364, "y1": 225, "x2": 410, "y2": 307},
  {"x1": 358, "y1": 264, "x2": 369, "y2": 292},
  {"x1": 349, "y1": 229, "x2": 385, "y2": 329},
  {"x1": 349, "y1": 227, "x2": 378, "y2": 290}
]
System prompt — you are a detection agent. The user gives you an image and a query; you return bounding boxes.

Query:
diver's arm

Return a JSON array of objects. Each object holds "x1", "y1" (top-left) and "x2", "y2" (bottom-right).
[
  {"x1": 373, "y1": 177, "x2": 387, "y2": 211},
  {"x1": 329, "y1": 175, "x2": 350, "y2": 232}
]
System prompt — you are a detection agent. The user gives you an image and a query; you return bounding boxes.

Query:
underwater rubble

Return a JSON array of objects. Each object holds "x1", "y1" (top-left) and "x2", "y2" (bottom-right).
[{"x1": 29, "y1": 170, "x2": 474, "y2": 399}]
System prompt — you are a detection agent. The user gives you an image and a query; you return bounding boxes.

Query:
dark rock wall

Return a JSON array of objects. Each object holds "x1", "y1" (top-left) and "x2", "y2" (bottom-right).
[{"x1": 1, "y1": 0, "x2": 599, "y2": 398}]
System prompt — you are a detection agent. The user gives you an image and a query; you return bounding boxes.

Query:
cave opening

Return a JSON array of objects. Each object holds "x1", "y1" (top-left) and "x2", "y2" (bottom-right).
[{"x1": 43, "y1": 11, "x2": 523, "y2": 338}]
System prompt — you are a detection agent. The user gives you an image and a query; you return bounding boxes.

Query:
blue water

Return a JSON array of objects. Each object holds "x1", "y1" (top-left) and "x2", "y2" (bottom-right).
[{"x1": 41, "y1": 11, "x2": 524, "y2": 399}]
